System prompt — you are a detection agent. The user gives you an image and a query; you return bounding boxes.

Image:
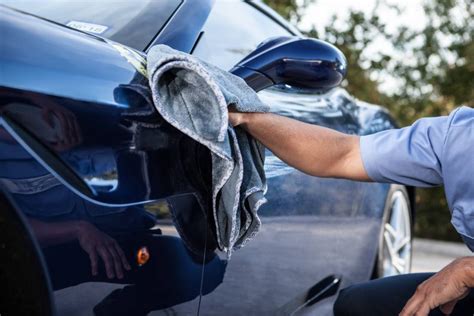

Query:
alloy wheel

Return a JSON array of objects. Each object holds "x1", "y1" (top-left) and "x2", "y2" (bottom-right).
[{"x1": 381, "y1": 190, "x2": 412, "y2": 277}]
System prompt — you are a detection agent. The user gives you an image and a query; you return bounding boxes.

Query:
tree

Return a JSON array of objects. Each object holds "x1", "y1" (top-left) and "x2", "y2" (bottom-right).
[{"x1": 263, "y1": 0, "x2": 314, "y2": 23}]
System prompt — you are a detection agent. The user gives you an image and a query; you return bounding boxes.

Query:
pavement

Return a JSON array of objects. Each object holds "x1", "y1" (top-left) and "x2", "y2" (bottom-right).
[{"x1": 411, "y1": 238, "x2": 472, "y2": 272}]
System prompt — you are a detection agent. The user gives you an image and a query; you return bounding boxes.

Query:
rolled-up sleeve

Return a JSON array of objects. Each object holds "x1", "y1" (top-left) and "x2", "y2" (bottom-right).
[{"x1": 359, "y1": 113, "x2": 454, "y2": 187}]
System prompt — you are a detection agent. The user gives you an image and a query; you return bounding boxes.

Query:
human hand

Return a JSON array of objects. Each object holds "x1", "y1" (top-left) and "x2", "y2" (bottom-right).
[
  {"x1": 76, "y1": 221, "x2": 131, "y2": 279},
  {"x1": 228, "y1": 108, "x2": 248, "y2": 127},
  {"x1": 399, "y1": 257, "x2": 474, "y2": 316}
]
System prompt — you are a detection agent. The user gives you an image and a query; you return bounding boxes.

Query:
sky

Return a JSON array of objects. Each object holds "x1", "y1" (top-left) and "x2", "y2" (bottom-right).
[{"x1": 299, "y1": 0, "x2": 427, "y2": 34}]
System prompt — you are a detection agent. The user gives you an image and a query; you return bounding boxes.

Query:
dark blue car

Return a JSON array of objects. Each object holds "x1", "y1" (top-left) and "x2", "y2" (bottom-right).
[{"x1": 0, "y1": 1, "x2": 415, "y2": 315}]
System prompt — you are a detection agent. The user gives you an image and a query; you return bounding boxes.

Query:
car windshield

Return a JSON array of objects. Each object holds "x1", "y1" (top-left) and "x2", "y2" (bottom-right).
[{"x1": 3, "y1": 0, "x2": 181, "y2": 50}]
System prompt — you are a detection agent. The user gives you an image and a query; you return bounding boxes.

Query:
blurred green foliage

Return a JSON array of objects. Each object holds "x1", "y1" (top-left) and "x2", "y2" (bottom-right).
[
  {"x1": 262, "y1": 0, "x2": 313, "y2": 22},
  {"x1": 264, "y1": 0, "x2": 473, "y2": 241}
]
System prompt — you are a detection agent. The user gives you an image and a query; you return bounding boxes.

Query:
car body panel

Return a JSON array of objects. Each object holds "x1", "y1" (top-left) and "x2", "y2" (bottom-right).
[
  {"x1": 197, "y1": 87, "x2": 394, "y2": 314},
  {"x1": 0, "y1": 1, "x2": 404, "y2": 315},
  {"x1": 0, "y1": 6, "x2": 214, "y2": 206},
  {"x1": 1, "y1": 5, "x2": 216, "y2": 315},
  {"x1": 191, "y1": 2, "x2": 398, "y2": 314}
]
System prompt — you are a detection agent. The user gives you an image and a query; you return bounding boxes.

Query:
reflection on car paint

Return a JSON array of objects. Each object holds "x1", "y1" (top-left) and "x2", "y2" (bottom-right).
[
  {"x1": 259, "y1": 86, "x2": 397, "y2": 180},
  {"x1": 0, "y1": 7, "x2": 215, "y2": 207},
  {"x1": 258, "y1": 86, "x2": 396, "y2": 136},
  {"x1": 0, "y1": 130, "x2": 225, "y2": 313},
  {"x1": 198, "y1": 82, "x2": 394, "y2": 315},
  {"x1": 264, "y1": 154, "x2": 295, "y2": 179},
  {"x1": 0, "y1": 2, "x2": 405, "y2": 314}
]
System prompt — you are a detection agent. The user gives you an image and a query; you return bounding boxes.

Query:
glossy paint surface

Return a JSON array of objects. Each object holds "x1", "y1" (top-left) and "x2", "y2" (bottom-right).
[
  {"x1": 0, "y1": 1, "x2": 402, "y2": 315},
  {"x1": 0, "y1": 7, "x2": 218, "y2": 315},
  {"x1": 191, "y1": 2, "x2": 398, "y2": 314},
  {"x1": 0, "y1": 6, "x2": 213, "y2": 206},
  {"x1": 197, "y1": 87, "x2": 393, "y2": 315},
  {"x1": 232, "y1": 37, "x2": 347, "y2": 92},
  {"x1": 0, "y1": 5, "x2": 217, "y2": 313}
]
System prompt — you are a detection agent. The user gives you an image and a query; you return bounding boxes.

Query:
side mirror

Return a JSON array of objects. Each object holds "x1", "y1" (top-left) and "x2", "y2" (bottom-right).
[{"x1": 231, "y1": 36, "x2": 347, "y2": 93}]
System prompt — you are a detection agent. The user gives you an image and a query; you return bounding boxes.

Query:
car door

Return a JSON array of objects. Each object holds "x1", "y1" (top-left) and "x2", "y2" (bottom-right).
[{"x1": 192, "y1": 1, "x2": 390, "y2": 315}]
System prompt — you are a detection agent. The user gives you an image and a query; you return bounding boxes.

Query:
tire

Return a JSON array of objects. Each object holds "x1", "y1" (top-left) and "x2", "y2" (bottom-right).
[{"x1": 374, "y1": 185, "x2": 413, "y2": 278}]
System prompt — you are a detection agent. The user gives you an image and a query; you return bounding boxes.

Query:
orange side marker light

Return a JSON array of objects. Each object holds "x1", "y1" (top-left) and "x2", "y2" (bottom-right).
[{"x1": 137, "y1": 246, "x2": 150, "y2": 266}]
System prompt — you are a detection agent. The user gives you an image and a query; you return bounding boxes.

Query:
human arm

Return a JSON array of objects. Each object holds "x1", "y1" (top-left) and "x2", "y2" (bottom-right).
[
  {"x1": 28, "y1": 218, "x2": 83, "y2": 247},
  {"x1": 400, "y1": 257, "x2": 474, "y2": 316},
  {"x1": 229, "y1": 111, "x2": 370, "y2": 181},
  {"x1": 28, "y1": 218, "x2": 130, "y2": 279},
  {"x1": 230, "y1": 108, "x2": 454, "y2": 187}
]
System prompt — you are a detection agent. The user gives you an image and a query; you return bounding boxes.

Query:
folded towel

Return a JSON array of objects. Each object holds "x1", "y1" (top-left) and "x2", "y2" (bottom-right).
[{"x1": 147, "y1": 45, "x2": 268, "y2": 255}]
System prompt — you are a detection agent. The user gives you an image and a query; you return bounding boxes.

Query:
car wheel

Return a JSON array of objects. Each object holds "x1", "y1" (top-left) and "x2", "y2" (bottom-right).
[{"x1": 375, "y1": 185, "x2": 413, "y2": 278}]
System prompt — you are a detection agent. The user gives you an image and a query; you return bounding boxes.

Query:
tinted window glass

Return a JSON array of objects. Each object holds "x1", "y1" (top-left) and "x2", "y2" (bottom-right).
[
  {"x1": 3, "y1": 0, "x2": 181, "y2": 50},
  {"x1": 193, "y1": 1, "x2": 292, "y2": 70}
]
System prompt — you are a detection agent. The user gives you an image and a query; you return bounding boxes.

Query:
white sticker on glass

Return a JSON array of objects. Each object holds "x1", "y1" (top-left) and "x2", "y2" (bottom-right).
[{"x1": 66, "y1": 21, "x2": 108, "y2": 34}]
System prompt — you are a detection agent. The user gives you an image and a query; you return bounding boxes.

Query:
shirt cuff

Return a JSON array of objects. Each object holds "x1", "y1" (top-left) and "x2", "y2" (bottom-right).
[{"x1": 359, "y1": 134, "x2": 383, "y2": 182}]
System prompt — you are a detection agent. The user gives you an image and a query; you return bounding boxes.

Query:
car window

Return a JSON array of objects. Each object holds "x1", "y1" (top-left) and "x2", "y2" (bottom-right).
[
  {"x1": 3, "y1": 0, "x2": 181, "y2": 50},
  {"x1": 193, "y1": 1, "x2": 293, "y2": 70}
]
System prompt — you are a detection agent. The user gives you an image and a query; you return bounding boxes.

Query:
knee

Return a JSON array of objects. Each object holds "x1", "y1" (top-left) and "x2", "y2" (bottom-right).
[{"x1": 333, "y1": 285, "x2": 368, "y2": 316}]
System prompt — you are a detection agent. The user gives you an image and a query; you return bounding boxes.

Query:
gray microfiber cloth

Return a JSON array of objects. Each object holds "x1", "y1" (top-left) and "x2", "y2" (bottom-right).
[{"x1": 147, "y1": 44, "x2": 269, "y2": 255}]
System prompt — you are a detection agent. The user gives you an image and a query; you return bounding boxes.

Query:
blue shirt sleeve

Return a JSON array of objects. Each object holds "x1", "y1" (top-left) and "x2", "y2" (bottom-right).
[
  {"x1": 359, "y1": 112, "x2": 455, "y2": 187},
  {"x1": 360, "y1": 106, "x2": 474, "y2": 252}
]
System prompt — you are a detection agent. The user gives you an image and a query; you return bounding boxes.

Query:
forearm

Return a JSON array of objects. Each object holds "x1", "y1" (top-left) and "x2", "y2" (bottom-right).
[
  {"x1": 28, "y1": 218, "x2": 84, "y2": 247},
  {"x1": 238, "y1": 112, "x2": 370, "y2": 180}
]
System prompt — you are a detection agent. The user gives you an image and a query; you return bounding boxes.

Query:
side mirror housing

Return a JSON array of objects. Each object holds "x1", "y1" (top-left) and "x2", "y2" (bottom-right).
[{"x1": 231, "y1": 36, "x2": 347, "y2": 92}]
